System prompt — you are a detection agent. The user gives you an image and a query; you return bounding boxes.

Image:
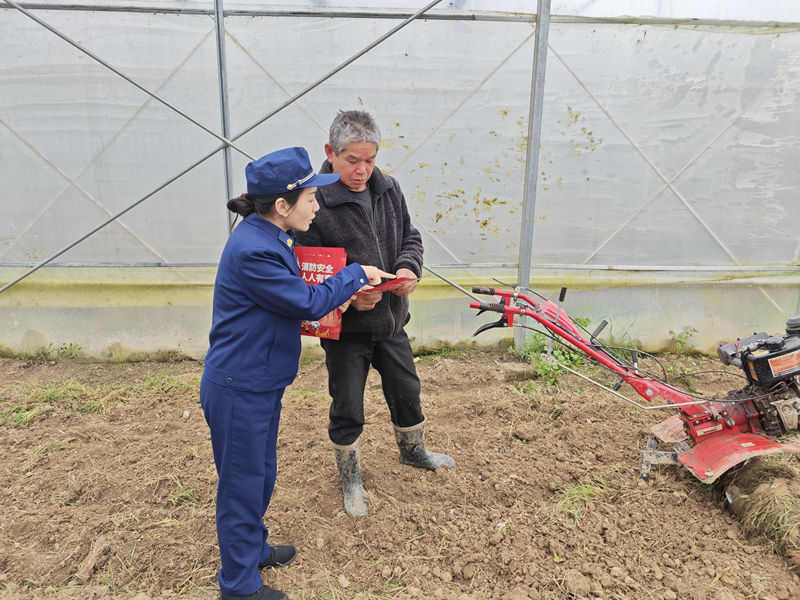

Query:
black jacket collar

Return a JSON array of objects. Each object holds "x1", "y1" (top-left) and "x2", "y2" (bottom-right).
[{"x1": 318, "y1": 160, "x2": 392, "y2": 208}]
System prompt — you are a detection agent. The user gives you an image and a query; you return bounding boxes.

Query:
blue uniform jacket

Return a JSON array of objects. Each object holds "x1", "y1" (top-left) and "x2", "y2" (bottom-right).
[{"x1": 204, "y1": 213, "x2": 367, "y2": 392}]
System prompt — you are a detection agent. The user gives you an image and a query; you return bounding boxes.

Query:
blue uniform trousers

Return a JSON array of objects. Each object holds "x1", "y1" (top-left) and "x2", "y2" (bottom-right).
[{"x1": 201, "y1": 376, "x2": 283, "y2": 596}]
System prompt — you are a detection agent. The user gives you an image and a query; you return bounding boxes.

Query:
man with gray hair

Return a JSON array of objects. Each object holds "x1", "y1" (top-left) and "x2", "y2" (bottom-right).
[{"x1": 296, "y1": 110, "x2": 454, "y2": 518}]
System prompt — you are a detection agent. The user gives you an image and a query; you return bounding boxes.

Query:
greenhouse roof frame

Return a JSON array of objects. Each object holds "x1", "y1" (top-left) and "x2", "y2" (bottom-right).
[
  {"x1": 3, "y1": 3, "x2": 800, "y2": 27},
  {"x1": 2, "y1": 0, "x2": 797, "y2": 321},
  {"x1": 3, "y1": 0, "x2": 510, "y2": 295}
]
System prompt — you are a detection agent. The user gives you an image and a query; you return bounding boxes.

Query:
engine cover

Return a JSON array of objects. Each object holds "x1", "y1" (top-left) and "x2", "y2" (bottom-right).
[
  {"x1": 743, "y1": 337, "x2": 800, "y2": 387},
  {"x1": 718, "y1": 317, "x2": 800, "y2": 387},
  {"x1": 718, "y1": 316, "x2": 800, "y2": 436}
]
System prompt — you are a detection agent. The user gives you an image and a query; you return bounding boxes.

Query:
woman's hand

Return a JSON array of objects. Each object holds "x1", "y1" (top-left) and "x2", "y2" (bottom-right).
[{"x1": 361, "y1": 266, "x2": 395, "y2": 286}]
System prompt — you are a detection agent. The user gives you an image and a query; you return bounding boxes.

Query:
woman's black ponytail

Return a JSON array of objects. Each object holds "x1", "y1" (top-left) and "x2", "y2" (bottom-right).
[
  {"x1": 227, "y1": 194, "x2": 256, "y2": 217},
  {"x1": 227, "y1": 189, "x2": 305, "y2": 219}
]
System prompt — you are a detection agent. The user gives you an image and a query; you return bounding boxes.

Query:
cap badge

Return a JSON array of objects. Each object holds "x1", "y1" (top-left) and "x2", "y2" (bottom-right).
[{"x1": 286, "y1": 170, "x2": 315, "y2": 191}]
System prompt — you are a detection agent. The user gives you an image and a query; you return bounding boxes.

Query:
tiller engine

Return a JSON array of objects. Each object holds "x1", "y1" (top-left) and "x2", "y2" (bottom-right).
[{"x1": 468, "y1": 286, "x2": 800, "y2": 483}]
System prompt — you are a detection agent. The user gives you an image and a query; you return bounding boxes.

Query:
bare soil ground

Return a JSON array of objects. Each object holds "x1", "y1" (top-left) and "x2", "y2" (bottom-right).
[{"x1": 1, "y1": 345, "x2": 799, "y2": 600}]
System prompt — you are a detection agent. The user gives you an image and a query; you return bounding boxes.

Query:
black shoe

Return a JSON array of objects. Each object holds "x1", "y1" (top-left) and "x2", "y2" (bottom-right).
[
  {"x1": 258, "y1": 545, "x2": 296, "y2": 569},
  {"x1": 220, "y1": 584, "x2": 288, "y2": 600}
]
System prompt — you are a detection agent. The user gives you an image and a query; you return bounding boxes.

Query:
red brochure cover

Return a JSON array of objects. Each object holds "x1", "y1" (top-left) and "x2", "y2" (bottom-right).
[
  {"x1": 295, "y1": 246, "x2": 347, "y2": 340},
  {"x1": 355, "y1": 276, "x2": 417, "y2": 295}
]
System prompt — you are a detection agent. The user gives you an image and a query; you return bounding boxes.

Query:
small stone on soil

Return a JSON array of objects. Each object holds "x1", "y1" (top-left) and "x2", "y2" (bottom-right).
[
  {"x1": 652, "y1": 566, "x2": 664, "y2": 580},
  {"x1": 609, "y1": 566, "x2": 625, "y2": 579}
]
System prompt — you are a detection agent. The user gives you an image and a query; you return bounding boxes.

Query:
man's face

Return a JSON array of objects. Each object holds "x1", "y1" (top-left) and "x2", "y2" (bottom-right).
[{"x1": 325, "y1": 141, "x2": 377, "y2": 192}]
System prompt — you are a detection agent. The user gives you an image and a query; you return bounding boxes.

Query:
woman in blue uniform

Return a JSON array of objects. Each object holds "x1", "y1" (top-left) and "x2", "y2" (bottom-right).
[{"x1": 201, "y1": 147, "x2": 391, "y2": 600}]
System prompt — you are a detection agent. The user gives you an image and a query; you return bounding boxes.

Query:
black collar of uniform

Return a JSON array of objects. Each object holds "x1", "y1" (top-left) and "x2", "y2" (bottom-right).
[
  {"x1": 244, "y1": 213, "x2": 296, "y2": 252},
  {"x1": 317, "y1": 160, "x2": 392, "y2": 208}
]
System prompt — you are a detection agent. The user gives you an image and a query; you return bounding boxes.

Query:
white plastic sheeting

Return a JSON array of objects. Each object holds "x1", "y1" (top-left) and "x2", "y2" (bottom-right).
[
  {"x1": 1, "y1": 1, "x2": 800, "y2": 356},
  {"x1": 2, "y1": 3, "x2": 799, "y2": 269},
  {"x1": 1, "y1": 7, "x2": 227, "y2": 264}
]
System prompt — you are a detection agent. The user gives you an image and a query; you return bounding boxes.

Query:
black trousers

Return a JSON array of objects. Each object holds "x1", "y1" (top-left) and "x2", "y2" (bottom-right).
[{"x1": 321, "y1": 329, "x2": 425, "y2": 446}]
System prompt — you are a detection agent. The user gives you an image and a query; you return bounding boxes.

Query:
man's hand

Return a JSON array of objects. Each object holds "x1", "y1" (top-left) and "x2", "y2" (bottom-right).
[
  {"x1": 338, "y1": 293, "x2": 357, "y2": 313},
  {"x1": 351, "y1": 265, "x2": 394, "y2": 311},
  {"x1": 351, "y1": 290, "x2": 382, "y2": 311},
  {"x1": 391, "y1": 268, "x2": 419, "y2": 297}
]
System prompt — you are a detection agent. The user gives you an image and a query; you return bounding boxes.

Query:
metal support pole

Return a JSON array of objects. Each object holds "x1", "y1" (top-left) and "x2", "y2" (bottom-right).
[
  {"x1": 515, "y1": 0, "x2": 551, "y2": 350},
  {"x1": 213, "y1": 0, "x2": 236, "y2": 232}
]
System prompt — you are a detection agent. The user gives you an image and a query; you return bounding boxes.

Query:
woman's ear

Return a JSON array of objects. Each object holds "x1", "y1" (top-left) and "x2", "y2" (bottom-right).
[{"x1": 274, "y1": 196, "x2": 291, "y2": 217}]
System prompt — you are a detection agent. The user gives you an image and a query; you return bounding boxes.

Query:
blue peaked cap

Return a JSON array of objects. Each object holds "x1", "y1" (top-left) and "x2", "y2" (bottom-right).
[{"x1": 245, "y1": 147, "x2": 339, "y2": 196}]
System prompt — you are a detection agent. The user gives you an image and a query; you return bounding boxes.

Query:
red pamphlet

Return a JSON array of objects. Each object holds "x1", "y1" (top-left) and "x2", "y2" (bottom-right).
[
  {"x1": 295, "y1": 246, "x2": 347, "y2": 340},
  {"x1": 355, "y1": 276, "x2": 417, "y2": 295}
]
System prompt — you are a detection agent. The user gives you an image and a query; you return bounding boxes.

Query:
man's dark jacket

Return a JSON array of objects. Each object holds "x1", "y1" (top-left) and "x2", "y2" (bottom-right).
[{"x1": 295, "y1": 160, "x2": 423, "y2": 339}]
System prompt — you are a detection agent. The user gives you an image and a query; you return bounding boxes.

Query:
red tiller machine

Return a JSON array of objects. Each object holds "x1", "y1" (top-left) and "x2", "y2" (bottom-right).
[{"x1": 468, "y1": 285, "x2": 800, "y2": 483}]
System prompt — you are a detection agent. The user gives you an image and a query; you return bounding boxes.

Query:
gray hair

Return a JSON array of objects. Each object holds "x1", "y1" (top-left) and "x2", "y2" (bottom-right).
[{"x1": 328, "y1": 110, "x2": 381, "y2": 154}]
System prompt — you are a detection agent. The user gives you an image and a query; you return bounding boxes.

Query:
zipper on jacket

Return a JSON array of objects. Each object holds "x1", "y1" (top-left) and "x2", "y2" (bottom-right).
[
  {"x1": 356, "y1": 198, "x2": 396, "y2": 336},
  {"x1": 356, "y1": 201, "x2": 387, "y2": 273}
]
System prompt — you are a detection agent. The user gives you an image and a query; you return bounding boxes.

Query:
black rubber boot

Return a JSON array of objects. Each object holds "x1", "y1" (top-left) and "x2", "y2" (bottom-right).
[
  {"x1": 220, "y1": 584, "x2": 287, "y2": 600},
  {"x1": 394, "y1": 420, "x2": 455, "y2": 470},
  {"x1": 333, "y1": 439, "x2": 368, "y2": 518}
]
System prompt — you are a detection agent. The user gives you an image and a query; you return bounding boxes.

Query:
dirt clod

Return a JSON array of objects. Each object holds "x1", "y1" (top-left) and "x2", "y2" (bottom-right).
[
  {"x1": 75, "y1": 536, "x2": 111, "y2": 583},
  {"x1": 563, "y1": 568, "x2": 591, "y2": 596}
]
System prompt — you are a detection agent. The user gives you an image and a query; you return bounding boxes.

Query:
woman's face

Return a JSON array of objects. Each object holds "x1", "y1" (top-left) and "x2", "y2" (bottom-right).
[{"x1": 285, "y1": 187, "x2": 319, "y2": 232}]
